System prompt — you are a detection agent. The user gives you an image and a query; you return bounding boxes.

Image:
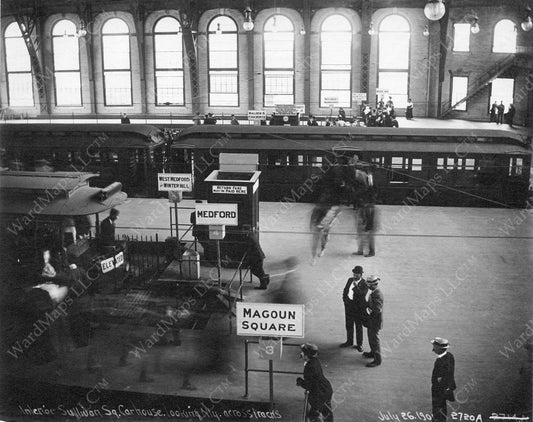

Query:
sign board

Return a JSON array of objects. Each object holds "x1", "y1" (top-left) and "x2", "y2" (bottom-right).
[
  {"x1": 195, "y1": 203, "x2": 238, "y2": 226},
  {"x1": 275, "y1": 104, "x2": 300, "y2": 115},
  {"x1": 352, "y1": 92, "x2": 367, "y2": 102},
  {"x1": 376, "y1": 88, "x2": 390, "y2": 96},
  {"x1": 115, "y1": 251, "x2": 124, "y2": 268},
  {"x1": 236, "y1": 302, "x2": 305, "y2": 338},
  {"x1": 101, "y1": 257, "x2": 115, "y2": 274},
  {"x1": 248, "y1": 110, "x2": 267, "y2": 121},
  {"x1": 212, "y1": 185, "x2": 247, "y2": 195},
  {"x1": 293, "y1": 104, "x2": 305, "y2": 114},
  {"x1": 157, "y1": 173, "x2": 192, "y2": 192},
  {"x1": 323, "y1": 96, "x2": 339, "y2": 105},
  {"x1": 258, "y1": 337, "x2": 283, "y2": 361}
]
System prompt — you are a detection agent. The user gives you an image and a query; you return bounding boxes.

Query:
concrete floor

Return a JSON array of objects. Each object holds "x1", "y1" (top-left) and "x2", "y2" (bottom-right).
[{"x1": 2, "y1": 199, "x2": 531, "y2": 421}]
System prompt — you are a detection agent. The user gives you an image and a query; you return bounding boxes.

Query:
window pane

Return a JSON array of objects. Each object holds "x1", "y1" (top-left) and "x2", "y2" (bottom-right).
[
  {"x1": 209, "y1": 51, "x2": 237, "y2": 69},
  {"x1": 264, "y1": 15, "x2": 293, "y2": 32},
  {"x1": 156, "y1": 70, "x2": 184, "y2": 105},
  {"x1": 103, "y1": 35, "x2": 130, "y2": 69},
  {"x1": 452, "y1": 76, "x2": 468, "y2": 111},
  {"x1": 453, "y1": 23, "x2": 471, "y2": 52},
  {"x1": 209, "y1": 16, "x2": 237, "y2": 32},
  {"x1": 5, "y1": 38, "x2": 31, "y2": 71},
  {"x1": 412, "y1": 158, "x2": 422, "y2": 171},
  {"x1": 53, "y1": 36, "x2": 80, "y2": 70},
  {"x1": 380, "y1": 15, "x2": 410, "y2": 32},
  {"x1": 210, "y1": 93, "x2": 238, "y2": 107},
  {"x1": 265, "y1": 94, "x2": 294, "y2": 107},
  {"x1": 53, "y1": 20, "x2": 77, "y2": 36},
  {"x1": 490, "y1": 78, "x2": 514, "y2": 113},
  {"x1": 265, "y1": 71, "x2": 293, "y2": 95},
  {"x1": 379, "y1": 33, "x2": 410, "y2": 69},
  {"x1": 321, "y1": 71, "x2": 351, "y2": 90},
  {"x1": 322, "y1": 15, "x2": 351, "y2": 32},
  {"x1": 55, "y1": 72, "x2": 81, "y2": 105},
  {"x1": 104, "y1": 71, "x2": 131, "y2": 105},
  {"x1": 493, "y1": 19, "x2": 517, "y2": 53},
  {"x1": 209, "y1": 71, "x2": 237, "y2": 93},
  {"x1": 378, "y1": 72, "x2": 408, "y2": 107},
  {"x1": 265, "y1": 32, "x2": 294, "y2": 68},
  {"x1": 8, "y1": 73, "x2": 33, "y2": 106},
  {"x1": 102, "y1": 18, "x2": 129, "y2": 34},
  {"x1": 155, "y1": 17, "x2": 180, "y2": 33},
  {"x1": 155, "y1": 33, "x2": 182, "y2": 69},
  {"x1": 320, "y1": 90, "x2": 351, "y2": 108}
]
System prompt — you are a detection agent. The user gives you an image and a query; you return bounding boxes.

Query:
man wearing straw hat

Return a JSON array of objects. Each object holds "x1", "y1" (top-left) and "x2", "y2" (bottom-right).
[
  {"x1": 362, "y1": 275, "x2": 383, "y2": 367},
  {"x1": 431, "y1": 337, "x2": 456, "y2": 422}
]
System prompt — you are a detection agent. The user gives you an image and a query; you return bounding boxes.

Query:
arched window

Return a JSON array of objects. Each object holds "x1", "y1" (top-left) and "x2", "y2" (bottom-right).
[
  {"x1": 52, "y1": 20, "x2": 81, "y2": 106},
  {"x1": 264, "y1": 15, "x2": 294, "y2": 106},
  {"x1": 102, "y1": 18, "x2": 131, "y2": 106},
  {"x1": 154, "y1": 17, "x2": 184, "y2": 106},
  {"x1": 493, "y1": 19, "x2": 517, "y2": 53},
  {"x1": 4, "y1": 22, "x2": 33, "y2": 106},
  {"x1": 320, "y1": 15, "x2": 352, "y2": 108},
  {"x1": 208, "y1": 16, "x2": 238, "y2": 107},
  {"x1": 378, "y1": 15, "x2": 410, "y2": 108}
]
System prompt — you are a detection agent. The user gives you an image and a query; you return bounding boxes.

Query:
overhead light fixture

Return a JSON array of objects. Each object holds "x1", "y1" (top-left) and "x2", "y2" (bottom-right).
[
  {"x1": 243, "y1": 6, "x2": 254, "y2": 31},
  {"x1": 76, "y1": 20, "x2": 87, "y2": 38},
  {"x1": 424, "y1": 0, "x2": 446, "y2": 21},
  {"x1": 300, "y1": 25, "x2": 306, "y2": 35},
  {"x1": 368, "y1": 22, "x2": 375, "y2": 36},
  {"x1": 423, "y1": 25, "x2": 430, "y2": 36},
  {"x1": 522, "y1": 6, "x2": 533, "y2": 32},
  {"x1": 216, "y1": 23, "x2": 222, "y2": 35},
  {"x1": 470, "y1": 17, "x2": 480, "y2": 34},
  {"x1": 272, "y1": 16, "x2": 278, "y2": 33}
]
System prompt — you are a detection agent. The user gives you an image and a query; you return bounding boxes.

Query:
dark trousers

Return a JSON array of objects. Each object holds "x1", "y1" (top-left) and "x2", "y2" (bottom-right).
[
  {"x1": 431, "y1": 392, "x2": 447, "y2": 422},
  {"x1": 367, "y1": 327, "x2": 381, "y2": 363},
  {"x1": 309, "y1": 400, "x2": 334, "y2": 422},
  {"x1": 497, "y1": 113, "x2": 504, "y2": 124},
  {"x1": 250, "y1": 259, "x2": 269, "y2": 286},
  {"x1": 344, "y1": 307, "x2": 363, "y2": 347}
]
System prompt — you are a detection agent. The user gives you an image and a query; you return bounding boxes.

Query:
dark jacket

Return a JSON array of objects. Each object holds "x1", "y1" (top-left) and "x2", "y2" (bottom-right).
[
  {"x1": 245, "y1": 232, "x2": 265, "y2": 262},
  {"x1": 343, "y1": 277, "x2": 368, "y2": 317},
  {"x1": 299, "y1": 358, "x2": 333, "y2": 408},
  {"x1": 100, "y1": 217, "x2": 116, "y2": 246},
  {"x1": 432, "y1": 352, "x2": 456, "y2": 401},
  {"x1": 366, "y1": 288, "x2": 384, "y2": 330},
  {"x1": 362, "y1": 203, "x2": 376, "y2": 231}
]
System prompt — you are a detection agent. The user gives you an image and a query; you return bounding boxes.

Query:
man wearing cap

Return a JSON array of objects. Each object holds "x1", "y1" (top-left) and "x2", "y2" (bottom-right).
[
  {"x1": 363, "y1": 275, "x2": 383, "y2": 367},
  {"x1": 297, "y1": 343, "x2": 334, "y2": 422},
  {"x1": 341, "y1": 265, "x2": 368, "y2": 351},
  {"x1": 431, "y1": 337, "x2": 456, "y2": 422}
]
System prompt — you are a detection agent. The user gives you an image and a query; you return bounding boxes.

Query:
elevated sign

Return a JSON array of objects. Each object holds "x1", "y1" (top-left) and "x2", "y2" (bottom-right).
[
  {"x1": 248, "y1": 110, "x2": 267, "y2": 121},
  {"x1": 157, "y1": 173, "x2": 192, "y2": 192},
  {"x1": 236, "y1": 302, "x2": 305, "y2": 338},
  {"x1": 195, "y1": 203, "x2": 238, "y2": 226}
]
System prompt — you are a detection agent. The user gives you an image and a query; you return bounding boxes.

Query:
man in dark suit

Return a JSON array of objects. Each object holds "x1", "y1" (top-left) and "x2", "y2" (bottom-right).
[
  {"x1": 100, "y1": 208, "x2": 119, "y2": 247},
  {"x1": 243, "y1": 227, "x2": 270, "y2": 290},
  {"x1": 340, "y1": 265, "x2": 368, "y2": 352},
  {"x1": 296, "y1": 343, "x2": 334, "y2": 422},
  {"x1": 362, "y1": 275, "x2": 383, "y2": 367},
  {"x1": 431, "y1": 337, "x2": 456, "y2": 422}
]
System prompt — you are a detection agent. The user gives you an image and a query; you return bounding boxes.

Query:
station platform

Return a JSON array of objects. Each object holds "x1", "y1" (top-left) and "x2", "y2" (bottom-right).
[{"x1": 1, "y1": 200, "x2": 532, "y2": 421}]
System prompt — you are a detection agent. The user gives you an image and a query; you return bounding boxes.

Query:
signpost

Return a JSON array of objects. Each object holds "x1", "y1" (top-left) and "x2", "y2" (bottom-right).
[
  {"x1": 195, "y1": 203, "x2": 238, "y2": 226},
  {"x1": 352, "y1": 92, "x2": 367, "y2": 102},
  {"x1": 248, "y1": 110, "x2": 267, "y2": 121},
  {"x1": 157, "y1": 173, "x2": 192, "y2": 192},
  {"x1": 212, "y1": 185, "x2": 248, "y2": 195},
  {"x1": 236, "y1": 302, "x2": 305, "y2": 338}
]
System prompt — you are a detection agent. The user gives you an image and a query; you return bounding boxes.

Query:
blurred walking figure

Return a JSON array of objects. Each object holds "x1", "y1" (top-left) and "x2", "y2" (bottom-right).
[
  {"x1": 310, "y1": 199, "x2": 341, "y2": 265},
  {"x1": 354, "y1": 193, "x2": 377, "y2": 257}
]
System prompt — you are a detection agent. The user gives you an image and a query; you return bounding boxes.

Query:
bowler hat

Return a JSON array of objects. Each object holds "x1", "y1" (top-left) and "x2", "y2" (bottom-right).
[
  {"x1": 431, "y1": 337, "x2": 449, "y2": 348},
  {"x1": 300, "y1": 343, "x2": 319, "y2": 357},
  {"x1": 365, "y1": 275, "x2": 380, "y2": 285},
  {"x1": 352, "y1": 265, "x2": 363, "y2": 274}
]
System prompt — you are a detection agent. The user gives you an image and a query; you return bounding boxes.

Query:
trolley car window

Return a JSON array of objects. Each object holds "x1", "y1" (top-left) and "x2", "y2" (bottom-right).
[
  {"x1": 465, "y1": 159, "x2": 475, "y2": 171},
  {"x1": 437, "y1": 158, "x2": 444, "y2": 169},
  {"x1": 390, "y1": 156, "x2": 409, "y2": 183},
  {"x1": 509, "y1": 157, "x2": 523, "y2": 176},
  {"x1": 411, "y1": 158, "x2": 422, "y2": 171}
]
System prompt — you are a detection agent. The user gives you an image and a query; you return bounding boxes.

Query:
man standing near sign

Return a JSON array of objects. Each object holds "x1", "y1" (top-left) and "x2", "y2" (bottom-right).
[
  {"x1": 363, "y1": 275, "x2": 383, "y2": 367},
  {"x1": 297, "y1": 343, "x2": 334, "y2": 422},
  {"x1": 243, "y1": 226, "x2": 270, "y2": 290},
  {"x1": 341, "y1": 265, "x2": 368, "y2": 351}
]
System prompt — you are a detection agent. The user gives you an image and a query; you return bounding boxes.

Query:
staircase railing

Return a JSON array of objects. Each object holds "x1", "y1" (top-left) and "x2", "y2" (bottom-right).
[{"x1": 441, "y1": 54, "x2": 519, "y2": 118}]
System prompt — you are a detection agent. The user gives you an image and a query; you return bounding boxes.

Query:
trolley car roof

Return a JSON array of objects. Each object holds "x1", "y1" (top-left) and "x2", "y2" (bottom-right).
[
  {"x1": 0, "y1": 123, "x2": 165, "y2": 149},
  {"x1": 0, "y1": 171, "x2": 127, "y2": 216},
  {"x1": 173, "y1": 126, "x2": 531, "y2": 155}
]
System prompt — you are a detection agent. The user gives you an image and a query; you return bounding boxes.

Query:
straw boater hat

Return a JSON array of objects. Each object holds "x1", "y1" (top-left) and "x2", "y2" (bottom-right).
[
  {"x1": 431, "y1": 337, "x2": 450, "y2": 349},
  {"x1": 300, "y1": 343, "x2": 319, "y2": 358},
  {"x1": 365, "y1": 275, "x2": 380, "y2": 286}
]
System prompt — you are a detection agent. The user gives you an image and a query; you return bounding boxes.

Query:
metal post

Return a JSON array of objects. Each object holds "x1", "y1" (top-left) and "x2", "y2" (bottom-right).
[
  {"x1": 301, "y1": 391, "x2": 309, "y2": 422},
  {"x1": 243, "y1": 340, "x2": 249, "y2": 398},
  {"x1": 174, "y1": 204, "x2": 179, "y2": 240},
  {"x1": 269, "y1": 359, "x2": 274, "y2": 410},
  {"x1": 216, "y1": 240, "x2": 221, "y2": 286},
  {"x1": 156, "y1": 233, "x2": 160, "y2": 272},
  {"x1": 169, "y1": 206, "x2": 173, "y2": 238}
]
